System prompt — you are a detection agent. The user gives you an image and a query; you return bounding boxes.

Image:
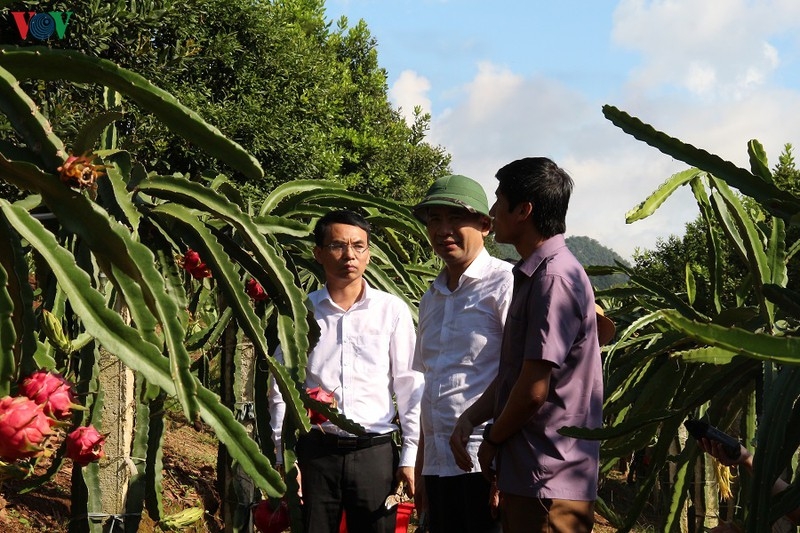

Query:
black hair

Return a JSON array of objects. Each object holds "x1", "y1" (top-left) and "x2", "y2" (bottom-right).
[
  {"x1": 313, "y1": 209, "x2": 371, "y2": 246},
  {"x1": 495, "y1": 157, "x2": 573, "y2": 238}
]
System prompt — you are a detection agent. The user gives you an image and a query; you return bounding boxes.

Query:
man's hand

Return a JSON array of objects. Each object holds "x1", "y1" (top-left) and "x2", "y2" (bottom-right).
[
  {"x1": 698, "y1": 438, "x2": 751, "y2": 470},
  {"x1": 488, "y1": 477, "x2": 500, "y2": 519},
  {"x1": 449, "y1": 416, "x2": 475, "y2": 471},
  {"x1": 396, "y1": 466, "x2": 415, "y2": 497},
  {"x1": 477, "y1": 441, "x2": 497, "y2": 482}
]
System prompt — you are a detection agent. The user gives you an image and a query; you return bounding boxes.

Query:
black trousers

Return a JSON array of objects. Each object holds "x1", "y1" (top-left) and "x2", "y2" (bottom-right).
[
  {"x1": 425, "y1": 473, "x2": 502, "y2": 533},
  {"x1": 297, "y1": 431, "x2": 399, "y2": 533}
]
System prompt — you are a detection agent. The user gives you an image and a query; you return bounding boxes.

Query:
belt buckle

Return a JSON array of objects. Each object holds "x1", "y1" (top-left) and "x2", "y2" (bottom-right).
[{"x1": 337, "y1": 436, "x2": 358, "y2": 450}]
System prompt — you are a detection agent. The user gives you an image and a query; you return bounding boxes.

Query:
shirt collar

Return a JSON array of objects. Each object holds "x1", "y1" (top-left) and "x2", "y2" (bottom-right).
[
  {"x1": 315, "y1": 278, "x2": 371, "y2": 308},
  {"x1": 432, "y1": 248, "x2": 491, "y2": 293},
  {"x1": 514, "y1": 234, "x2": 567, "y2": 278}
]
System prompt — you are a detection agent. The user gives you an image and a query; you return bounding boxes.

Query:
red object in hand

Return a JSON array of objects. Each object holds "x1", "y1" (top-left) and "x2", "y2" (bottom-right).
[
  {"x1": 337, "y1": 503, "x2": 414, "y2": 533},
  {"x1": 253, "y1": 499, "x2": 290, "y2": 533},
  {"x1": 306, "y1": 386, "x2": 337, "y2": 424}
]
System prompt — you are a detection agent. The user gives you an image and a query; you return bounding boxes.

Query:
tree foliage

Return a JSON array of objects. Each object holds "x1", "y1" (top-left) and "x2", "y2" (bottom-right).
[
  {"x1": 0, "y1": 39, "x2": 438, "y2": 530},
  {"x1": 0, "y1": 0, "x2": 450, "y2": 200}
]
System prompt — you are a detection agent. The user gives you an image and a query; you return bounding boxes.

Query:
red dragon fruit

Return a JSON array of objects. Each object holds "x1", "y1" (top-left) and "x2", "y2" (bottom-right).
[
  {"x1": 65, "y1": 425, "x2": 106, "y2": 465},
  {"x1": 246, "y1": 278, "x2": 269, "y2": 301},
  {"x1": 180, "y1": 249, "x2": 212, "y2": 279},
  {"x1": 0, "y1": 396, "x2": 54, "y2": 461},
  {"x1": 253, "y1": 499, "x2": 289, "y2": 533},
  {"x1": 306, "y1": 386, "x2": 337, "y2": 425},
  {"x1": 18, "y1": 370, "x2": 77, "y2": 420}
]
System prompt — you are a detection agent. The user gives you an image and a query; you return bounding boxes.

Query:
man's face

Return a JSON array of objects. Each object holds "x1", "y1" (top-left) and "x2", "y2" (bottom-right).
[
  {"x1": 313, "y1": 222, "x2": 370, "y2": 283},
  {"x1": 489, "y1": 189, "x2": 514, "y2": 244},
  {"x1": 425, "y1": 205, "x2": 489, "y2": 271}
]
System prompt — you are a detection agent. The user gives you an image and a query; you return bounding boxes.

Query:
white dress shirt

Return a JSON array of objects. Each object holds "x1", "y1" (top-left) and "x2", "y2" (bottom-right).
[
  {"x1": 269, "y1": 280, "x2": 423, "y2": 467},
  {"x1": 413, "y1": 249, "x2": 513, "y2": 476}
]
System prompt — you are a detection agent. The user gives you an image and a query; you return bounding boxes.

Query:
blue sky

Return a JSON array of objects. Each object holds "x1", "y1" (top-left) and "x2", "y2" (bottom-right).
[{"x1": 323, "y1": 0, "x2": 800, "y2": 259}]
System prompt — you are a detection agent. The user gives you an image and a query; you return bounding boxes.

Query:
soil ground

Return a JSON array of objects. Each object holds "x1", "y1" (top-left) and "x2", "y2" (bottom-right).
[{"x1": 0, "y1": 416, "x2": 646, "y2": 532}]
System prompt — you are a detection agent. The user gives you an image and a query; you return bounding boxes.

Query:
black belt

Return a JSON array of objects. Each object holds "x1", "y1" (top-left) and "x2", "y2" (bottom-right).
[{"x1": 303, "y1": 430, "x2": 394, "y2": 451}]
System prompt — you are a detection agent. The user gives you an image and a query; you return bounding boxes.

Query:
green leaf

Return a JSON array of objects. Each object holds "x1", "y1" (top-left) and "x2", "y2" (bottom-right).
[
  {"x1": 672, "y1": 346, "x2": 738, "y2": 364},
  {"x1": 625, "y1": 168, "x2": 703, "y2": 223},
  {"x1": 259, "y1": 179, "x2": 346, "y2": 216},
  {"x1": 0, "y1": 261, "x2": 15, "y2": 395},
  {"x1": 0, "y1": 64, "x2": 65, "y2": 170},
  {"x1": 709, "y1": 177, "x2": 774, "y2": 323},
  {"x1": 73, "y1": 111, "x2": 125, "y2": 155},
  {"x1": 0, "y1": 201, "x2": 285, "y2": 496},
  {"x1": 747, "y1": 139, "x2": 772, "y2": 182},
  {"x1": 0, "y1": 46, "x2": 263, "y2": 180},
  {"x1": 689, "y1": 177, "x2": 723, "y2": 314},
  {"x1": 138, "y1": 176, "x2": 310, "y2": 378},
  {"x1": 659, "y1": 309, "x2": 800, "y2": 364},
  {"x1": 149, "y1": 202, "x2": 311, "y2": 434},
  {"x1": 603, "y1": 105, "x2": 800, "y2": 220},
  {"x1": 684, "y1": 262, "x2": 696, "y2": 306},
  {"x1": 0, "y1": 212, "x2": 37, "y2": 384}
]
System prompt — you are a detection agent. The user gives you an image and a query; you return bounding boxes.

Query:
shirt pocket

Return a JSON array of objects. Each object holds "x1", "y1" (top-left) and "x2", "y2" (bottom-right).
[{"x1": 351, "y1": 334, "x2": 391, "y2": 375}]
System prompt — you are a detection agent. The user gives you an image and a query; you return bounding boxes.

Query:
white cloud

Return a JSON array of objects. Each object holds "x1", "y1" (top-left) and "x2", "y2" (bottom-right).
[
  {"x1": 611, "y1": 0, "x2": 800, "y2": 100},
  {"x1": 426, "y1": 58, "x2": 800, "y2": 260},
  {"x1": 389, "y1": 70, "x2": 432, "y2": 126},
  {"x1": 378, "y1": 1, "x2": 800, "y2": 260}
]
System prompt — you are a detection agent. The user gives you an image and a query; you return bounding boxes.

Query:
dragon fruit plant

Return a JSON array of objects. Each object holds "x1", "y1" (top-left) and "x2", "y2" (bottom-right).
[{"x1": 0, "y1": 43, "x2": 432, "y2": 532}]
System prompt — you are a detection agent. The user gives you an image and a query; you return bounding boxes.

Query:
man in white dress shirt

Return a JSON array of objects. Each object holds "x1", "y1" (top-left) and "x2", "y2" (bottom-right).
[
  {"x1": 269, "y1": 209, "x2": 423, "y2": 533},
  {"x1": 412, "y1": 175, "x2": 513, "y2": 533}
]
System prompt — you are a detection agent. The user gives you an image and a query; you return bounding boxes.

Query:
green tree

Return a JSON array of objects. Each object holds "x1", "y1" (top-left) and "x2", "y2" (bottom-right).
[{"x1": 0, "y1": 0, "x2": 450, "y2": 199}]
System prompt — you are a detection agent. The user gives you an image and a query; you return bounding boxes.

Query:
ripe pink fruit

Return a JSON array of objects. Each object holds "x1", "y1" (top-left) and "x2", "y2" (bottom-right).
[
  {"x1": 19, "y1": 370, "x2": 77, "y2": 420},
  {"x1": 253, "y1": 499, "x2": 289, "y2": 533},
  {"x1": 306, "y1": 386, "x2": 337, "y2": 425},
  {"x1": 66, "y1": 425, "x2": 106, "y2": 465},
  {"x1": 0, "y1": 396, "x2": 53, "y2": 461}
]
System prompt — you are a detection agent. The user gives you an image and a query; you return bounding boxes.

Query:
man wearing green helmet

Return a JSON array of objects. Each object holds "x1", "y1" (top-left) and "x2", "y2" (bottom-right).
[{"x1": 412, "y1": 174, "x2": 513, "y2": 533}]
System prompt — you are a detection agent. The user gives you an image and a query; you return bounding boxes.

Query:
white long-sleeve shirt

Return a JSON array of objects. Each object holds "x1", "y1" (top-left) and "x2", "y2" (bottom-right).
[
  {"x1": 269, "y1": 280, "x2": 423, "y2": 467},
  {"x1": 413, "y1": 249, "x2": 513, "y2": 476}
]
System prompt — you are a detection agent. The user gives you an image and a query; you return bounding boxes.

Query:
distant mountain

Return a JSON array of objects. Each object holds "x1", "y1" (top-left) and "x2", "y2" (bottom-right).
[
  {"x1": 485, "y1": 235, "x2": 629, "y2": 290},
  {"x1": 566, "y1": 236, "x2": 630, "y2": 290}
]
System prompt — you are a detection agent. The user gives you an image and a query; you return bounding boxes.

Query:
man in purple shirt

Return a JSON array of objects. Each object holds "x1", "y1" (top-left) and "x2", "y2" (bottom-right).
[{"x1": 450, "y1": 157, "x2": 603, "y2": 533}]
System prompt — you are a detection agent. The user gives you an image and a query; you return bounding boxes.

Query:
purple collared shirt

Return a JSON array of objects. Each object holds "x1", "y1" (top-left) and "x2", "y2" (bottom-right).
[{"x1": 494, "y1": 234, "x2": 603, "y2": 500}]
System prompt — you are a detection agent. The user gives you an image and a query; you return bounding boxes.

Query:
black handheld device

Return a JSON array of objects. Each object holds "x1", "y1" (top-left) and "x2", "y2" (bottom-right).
[{"x1": 684, "y1": 419, "x2": 741, "y2": 460}]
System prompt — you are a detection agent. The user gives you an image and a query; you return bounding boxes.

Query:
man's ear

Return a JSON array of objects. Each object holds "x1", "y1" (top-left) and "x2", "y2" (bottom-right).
[
  {"x1": 517, "y1": 202, "x2": 533, "y2": 221},
  {"x1": 479, "y1": 215, "x2": 492, "y2": 235},
  {"x1": 312, "y1": 246, "x2": 322, "y2": 264}
]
